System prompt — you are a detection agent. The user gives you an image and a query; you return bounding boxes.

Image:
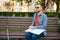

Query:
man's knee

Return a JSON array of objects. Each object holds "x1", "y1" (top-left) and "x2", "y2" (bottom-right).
[
  {"x1": 32, "y1": 34, "x2": 38, "y2": 39},
  {"x1": 25, "y1": 32, "x2": 31, "y2": 36}
]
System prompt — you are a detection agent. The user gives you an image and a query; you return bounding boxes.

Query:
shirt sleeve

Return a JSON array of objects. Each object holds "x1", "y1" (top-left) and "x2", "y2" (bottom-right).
[{"x1": 31, "y1": 14, "x2": 36, "y2": 26}]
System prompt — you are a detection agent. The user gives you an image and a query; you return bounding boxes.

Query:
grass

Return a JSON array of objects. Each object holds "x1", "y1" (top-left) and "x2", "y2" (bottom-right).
[
  {"x1": 59, "y1": 20, "x2": 60, "y2": 23},
  {"x1": 0, "y1": 30, "x2": 25, "y2": 32}
]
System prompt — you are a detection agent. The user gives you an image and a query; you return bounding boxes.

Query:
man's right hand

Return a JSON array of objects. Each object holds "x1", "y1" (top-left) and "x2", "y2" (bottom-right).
[{"x1": 28, "y1": 25, "x2": 35, "y2": 29}]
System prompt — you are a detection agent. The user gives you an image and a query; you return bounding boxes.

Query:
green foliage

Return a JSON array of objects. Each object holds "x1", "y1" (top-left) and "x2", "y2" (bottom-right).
[
  {"x1": 58, "y1": 13, "x2": 60, "y2": 19},
  {"x1": 35, "y1": 0, "x2": 41, "y2": 5},
  {"x1": 0, "y1": 12, "x2": 57, "y2": 17}
]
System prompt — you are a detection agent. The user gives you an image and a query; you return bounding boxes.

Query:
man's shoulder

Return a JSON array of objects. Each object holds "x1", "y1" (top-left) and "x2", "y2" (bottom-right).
[
  {"x1": 42, "y1": 13, "x2": 47, "y2": 16},
  {"x1": 42, "y1": 13, "x2": 47, "y2": 18}
]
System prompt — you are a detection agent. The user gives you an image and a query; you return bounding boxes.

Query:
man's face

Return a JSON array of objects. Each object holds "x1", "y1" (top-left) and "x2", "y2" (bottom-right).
[{"x1": 35, "y1": 5, "x2": 42, "y2": 12}]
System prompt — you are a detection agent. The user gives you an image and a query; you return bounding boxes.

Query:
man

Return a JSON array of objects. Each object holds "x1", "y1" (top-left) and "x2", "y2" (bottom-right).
[{"x1": 25, "y1": 3, "x2": 48, "y2": 40}]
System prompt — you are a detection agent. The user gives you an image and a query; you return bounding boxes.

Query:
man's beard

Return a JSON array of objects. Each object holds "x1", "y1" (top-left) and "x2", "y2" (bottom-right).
[{"x1": 36, "y1": 11, "x2": 40, "y2": 13}]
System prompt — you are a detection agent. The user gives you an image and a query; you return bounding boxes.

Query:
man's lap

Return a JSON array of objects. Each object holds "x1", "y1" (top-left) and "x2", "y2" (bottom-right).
[{"x1": 25, "y1": 32, "x2": 44, "y2": 38}]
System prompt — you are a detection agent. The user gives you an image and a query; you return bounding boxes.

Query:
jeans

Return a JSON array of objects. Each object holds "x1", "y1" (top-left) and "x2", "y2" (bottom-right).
[{"x1": 25, "y1": 32, "x2": 44, "y2": 40}]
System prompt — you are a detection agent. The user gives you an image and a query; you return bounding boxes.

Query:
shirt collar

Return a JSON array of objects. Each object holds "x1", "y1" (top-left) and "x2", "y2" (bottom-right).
[{"x1": 36, "y1": 12, "x2": 43, "y2": 16}]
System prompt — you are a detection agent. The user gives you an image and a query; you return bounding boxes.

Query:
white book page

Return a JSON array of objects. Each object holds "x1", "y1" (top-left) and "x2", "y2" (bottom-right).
[
  {"x1": 25, "y1": 29, "x2": 33, "y2": 32},
  {"x1": 31, "y1": 29, "x2": 45, "y2": 35},
  {"x1": 25, "y1": 29, "x2": 45, "y2": 35}
]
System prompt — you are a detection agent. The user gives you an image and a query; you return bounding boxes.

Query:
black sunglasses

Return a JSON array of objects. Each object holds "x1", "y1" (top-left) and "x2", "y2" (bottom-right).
[{"x1": 35, "y1": 7, "x2": 39, "y2": 8}]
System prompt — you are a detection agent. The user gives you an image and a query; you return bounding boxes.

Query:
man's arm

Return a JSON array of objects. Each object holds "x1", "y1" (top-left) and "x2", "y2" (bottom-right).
[{"x1": 28, "y1": 14, "x2": 36, "y2": 29}]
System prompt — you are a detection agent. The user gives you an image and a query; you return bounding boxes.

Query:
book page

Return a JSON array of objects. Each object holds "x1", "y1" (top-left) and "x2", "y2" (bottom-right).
[
  {"x1": 31, "y1": 29, "x2": 45, "y2": 35},
  {"x1": 25, "y1": 29, "x2": 33, "y2": 32},
  {"x1": 25, "y1": 29, "x2": 45, "y2": 35}
]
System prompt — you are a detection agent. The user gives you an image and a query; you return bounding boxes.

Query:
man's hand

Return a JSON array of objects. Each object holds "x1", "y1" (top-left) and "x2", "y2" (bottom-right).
[{"x1": 28, "y1": 25, "x2": 35, "y2": 29}]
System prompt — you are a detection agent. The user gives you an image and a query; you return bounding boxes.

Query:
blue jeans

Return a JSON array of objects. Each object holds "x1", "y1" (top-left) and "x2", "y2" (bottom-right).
[{"x1": 25, "y1": 32, "x2": 44, "y2": 40}]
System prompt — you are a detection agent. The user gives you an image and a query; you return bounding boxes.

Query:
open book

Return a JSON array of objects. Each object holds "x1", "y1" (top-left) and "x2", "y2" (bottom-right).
[{"x1": 25, "y1": 29, "x2": 45, "y2": 35}]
